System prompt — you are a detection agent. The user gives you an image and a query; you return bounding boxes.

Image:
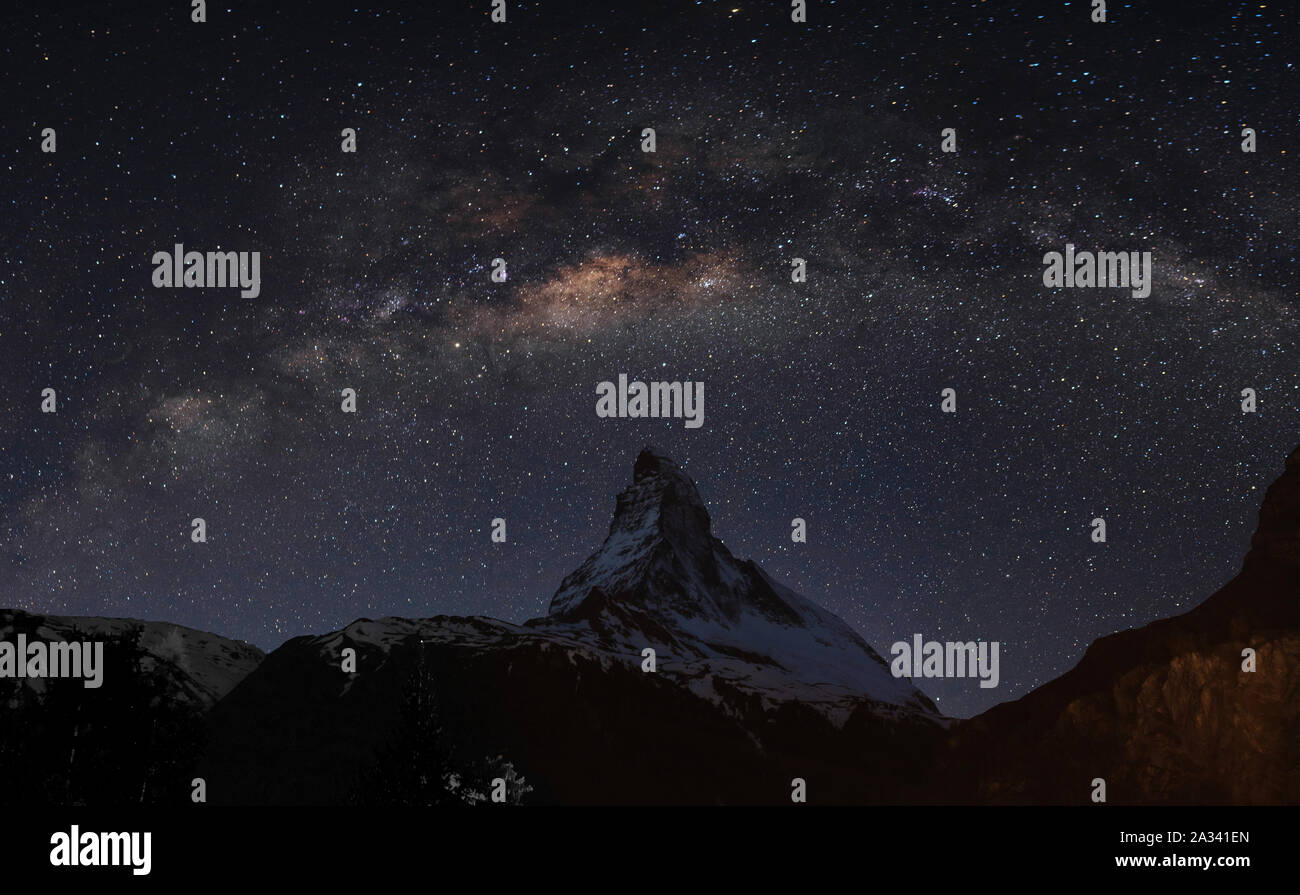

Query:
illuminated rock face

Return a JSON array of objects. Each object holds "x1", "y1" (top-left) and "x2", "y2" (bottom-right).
[{"x1": 940, "y1": 444, "x2": 1300, "y2": 805}]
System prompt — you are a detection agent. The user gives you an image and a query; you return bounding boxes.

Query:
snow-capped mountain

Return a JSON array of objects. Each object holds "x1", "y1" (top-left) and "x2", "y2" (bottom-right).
[
  {"x1": 538, "y1": 448, "x2": 936, "y2": 714},
  {"x1": 7, "y1": 445, "x2": 1294, "y2": 805},
  {"x1": 261, "y1": 448, "x2": 938, "y2": 725},
  {"x1": 198, "y1": 449, "x2": 945, "y2": 804}
]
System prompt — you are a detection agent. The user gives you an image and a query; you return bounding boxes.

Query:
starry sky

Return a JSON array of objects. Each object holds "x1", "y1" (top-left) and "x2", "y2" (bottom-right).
[{"x1": 1, "y1": 0, "x2": 1295, "y2": 716}]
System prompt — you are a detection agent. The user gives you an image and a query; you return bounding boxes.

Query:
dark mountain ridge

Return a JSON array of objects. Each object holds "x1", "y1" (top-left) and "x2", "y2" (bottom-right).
[
  {"x1": 195, "y1": 448, "x2": 944, "y2": 804},
  {"x1": 935, "y1": 444, "x2": 1299, "y2": 804},
  {"x1": 1, "y1": 445, "x2": 1294, "y2": 805}
]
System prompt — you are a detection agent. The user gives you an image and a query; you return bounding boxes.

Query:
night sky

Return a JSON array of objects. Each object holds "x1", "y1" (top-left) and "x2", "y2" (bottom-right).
[{"x1": 2, "y1": 0, "x2": 1295, "y2": 716}]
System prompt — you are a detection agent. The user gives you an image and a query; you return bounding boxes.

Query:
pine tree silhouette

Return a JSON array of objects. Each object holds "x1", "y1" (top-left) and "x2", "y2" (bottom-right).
[{"x1": 349, "y1": 637, "x2": 461, "y2": 805}]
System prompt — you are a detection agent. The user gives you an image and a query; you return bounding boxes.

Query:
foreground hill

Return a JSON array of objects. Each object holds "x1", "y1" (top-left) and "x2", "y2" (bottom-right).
[
  {"x1": 935, "y1": 445, "x2": 1300, "y2": 804},
  {"x1": 0, "y1": 612, "x2": 262, "y2": 805}
]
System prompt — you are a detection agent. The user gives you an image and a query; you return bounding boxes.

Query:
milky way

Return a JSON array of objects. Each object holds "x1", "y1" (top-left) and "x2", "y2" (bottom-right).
[{"x1": 2, "y1": 0, "x2": 1295, "y2": 715}]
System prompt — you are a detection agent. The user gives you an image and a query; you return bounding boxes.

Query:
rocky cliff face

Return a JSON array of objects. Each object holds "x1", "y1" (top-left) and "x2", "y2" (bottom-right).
[
  {"x1": 936, "y1": 445, "x2": 1300, "y2": 804},
  {"x1": 542, "y1": 449, "x2": 936, "y2": 714}
]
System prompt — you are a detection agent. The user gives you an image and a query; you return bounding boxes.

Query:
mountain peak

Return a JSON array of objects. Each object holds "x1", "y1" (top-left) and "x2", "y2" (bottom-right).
[
  {"x1": 547, "y1": 449, "x2": 714, "y2": 620},
  {"x1": 633, "y1": 446, "x2": 681, "y2": 480},
  {"x1": 1246, "y1": 442, "x2": 1300, "y2": 569},
  {"x1": 623, "y1": 446, "x2": 712, "y2": 543},
  {"x1": 543, "y1": 450, "x2": 937, "y2": 711}
]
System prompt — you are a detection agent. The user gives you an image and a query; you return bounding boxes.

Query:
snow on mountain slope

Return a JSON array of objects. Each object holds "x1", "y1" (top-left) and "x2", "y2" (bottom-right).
[
  {"x1": 0, "y1": 609, "x2": 263, "y2": 707},
  {"x1": 289, "y1": 449, "x2": 939, "y2": 723},
  {"x1": 538, "y1": 449, "x2": 936, "y2": 714}
]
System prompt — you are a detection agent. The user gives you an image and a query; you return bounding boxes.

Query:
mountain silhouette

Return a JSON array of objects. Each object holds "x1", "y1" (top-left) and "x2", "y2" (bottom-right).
[
  {"x1": 2, "y1": 446, "x2": 1295, "y2": 805},
  {"x1": 196, "y1": 447, "x2": 943, "y2": 804},
  {"x1": 935, "y1": 444, "x2": 1299, "y2": 804}
]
